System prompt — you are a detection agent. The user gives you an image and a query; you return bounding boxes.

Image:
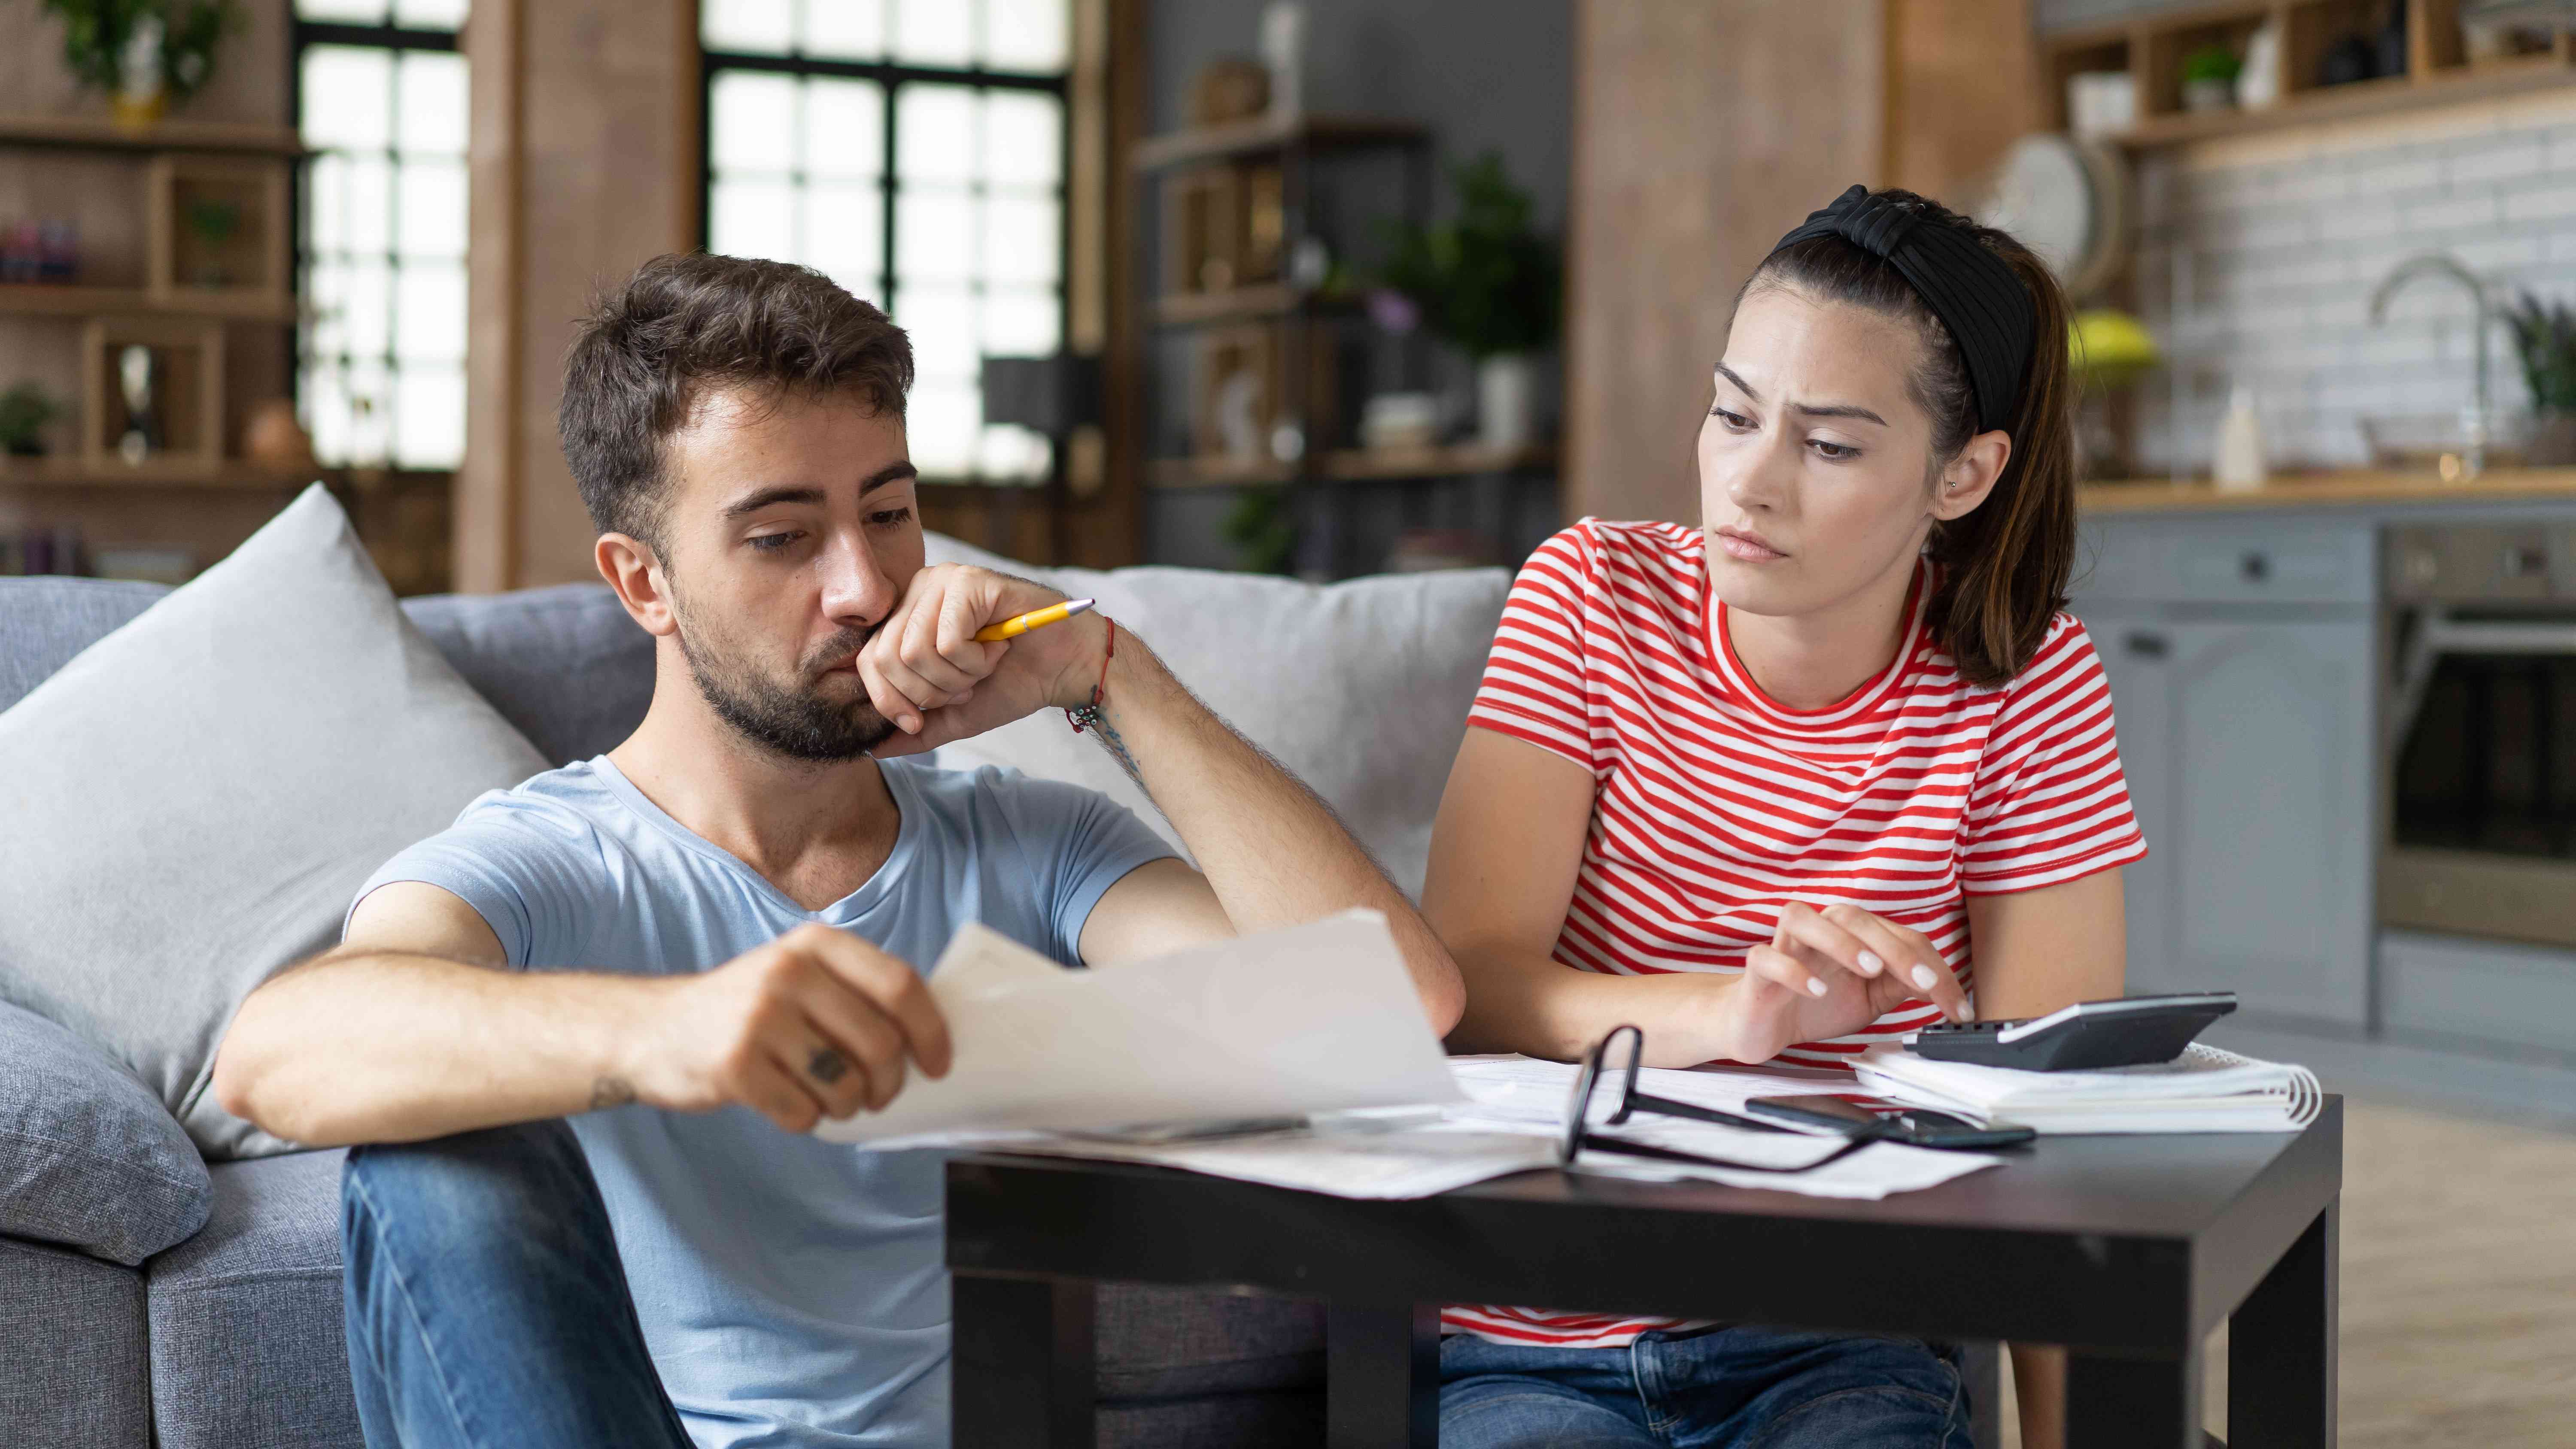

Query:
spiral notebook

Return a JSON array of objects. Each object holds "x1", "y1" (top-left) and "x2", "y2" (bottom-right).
[{"x1": 1852, "y1": 1043, "x2": 2322, "y2": 1134}]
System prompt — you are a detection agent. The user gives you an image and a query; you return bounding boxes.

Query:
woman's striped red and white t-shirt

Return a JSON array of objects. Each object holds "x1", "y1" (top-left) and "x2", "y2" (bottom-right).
[{"x1": 1443, "y1": 518, "x2": 2145, "y2": 1350}]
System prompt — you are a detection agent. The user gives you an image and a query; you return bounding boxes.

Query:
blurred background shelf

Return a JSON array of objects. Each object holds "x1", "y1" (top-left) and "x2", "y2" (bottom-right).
[
  {"x1": 1130, "y1": 112, "x2": 1426, "y2": 172},
  {"x1": 1151, "y1": 283, "x2": 1359, "y2": 326},
  {"x1": 0, "y1": 113, "x2": 307, "y2": 155},
  {"x1": 1149, "y1": 442, "x2": 1556, "y2": 489},
  {"x1": 0, "y1": 458, "x2": 327, "y2": 489},
  {"x1": 0, "y1": 284, "x2": 297, "y2": 321}
]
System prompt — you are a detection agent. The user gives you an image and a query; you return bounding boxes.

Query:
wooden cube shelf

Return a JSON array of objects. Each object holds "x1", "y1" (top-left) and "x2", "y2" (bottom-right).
[
  {"x1": 81, "y1": 315, "x2": 226, "y2": 471},
  {"x1": 146, "y1": 155, "x2": 292, "y2": 318}
]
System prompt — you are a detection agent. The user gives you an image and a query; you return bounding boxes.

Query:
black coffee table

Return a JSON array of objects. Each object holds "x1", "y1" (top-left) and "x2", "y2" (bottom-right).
[{"x1": 947, "y1": 1097, "x2": 2340, "y2": 1449}]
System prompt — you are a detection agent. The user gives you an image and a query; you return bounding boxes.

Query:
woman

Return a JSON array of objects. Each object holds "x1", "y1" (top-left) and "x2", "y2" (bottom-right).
[{"x1": 1421, "y1": 185, "x2": 2145, "y2": 1449}]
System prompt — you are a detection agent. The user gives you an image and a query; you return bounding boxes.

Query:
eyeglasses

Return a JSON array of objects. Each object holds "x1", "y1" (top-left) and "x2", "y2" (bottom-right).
[{"x1": 1558, "y1": 1024, "x2": 1872, "y2": 1176}]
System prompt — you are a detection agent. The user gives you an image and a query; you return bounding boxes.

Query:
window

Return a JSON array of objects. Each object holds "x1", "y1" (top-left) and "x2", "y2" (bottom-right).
[
  {"x1": 292, "y1": 0, "x2": 469, "y2": 470},
  {"x1": 701, "y1": 0, "x2": 1070, "y2": 482}
]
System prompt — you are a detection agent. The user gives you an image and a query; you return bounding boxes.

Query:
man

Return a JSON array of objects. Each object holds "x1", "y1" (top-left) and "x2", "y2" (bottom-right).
[{"x1": 212, "y1": 253, "x2": 1464, "y2": 1449}]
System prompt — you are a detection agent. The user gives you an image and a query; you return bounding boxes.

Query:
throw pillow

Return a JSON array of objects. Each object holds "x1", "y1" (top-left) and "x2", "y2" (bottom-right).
[
  {"x1": 0, "y1": 998, "x2": 211, "y2": 1264},
  {"x1": 0, "y1": 485, "x2": 550, "y2": 1160}
]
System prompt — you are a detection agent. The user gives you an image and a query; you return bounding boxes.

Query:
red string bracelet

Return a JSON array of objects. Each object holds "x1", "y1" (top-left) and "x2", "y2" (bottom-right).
[{"x1": 1066, "y1": 616, "x2": 1115, "y2": 734}]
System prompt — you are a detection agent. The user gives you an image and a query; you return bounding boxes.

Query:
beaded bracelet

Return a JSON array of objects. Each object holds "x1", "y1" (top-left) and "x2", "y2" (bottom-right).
[{"x1": 1065, "y1": 616, "x2": 1115, "y2": 734}]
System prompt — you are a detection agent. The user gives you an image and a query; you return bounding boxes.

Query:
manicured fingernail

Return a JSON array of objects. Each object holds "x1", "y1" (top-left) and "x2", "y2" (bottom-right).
[
  {"x1": 1857, "y1": 950, "x2": 1883, "y2": 976},
  {"x1": 1911, "y1": 965, "x2": 1938, "y2": 989},
  {"x1": 1957, "y1": 1003, "x2": 1975, "y2": 1022},
  {"x1": 1807, "y1": 976, "x2": 1828, "y2": 997}
]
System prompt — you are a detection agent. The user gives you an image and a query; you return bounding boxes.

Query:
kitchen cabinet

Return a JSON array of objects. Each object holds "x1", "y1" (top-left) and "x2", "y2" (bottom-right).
[{"x1": 2072, "y1": 516, "x2": 2376, "y2": 1028}]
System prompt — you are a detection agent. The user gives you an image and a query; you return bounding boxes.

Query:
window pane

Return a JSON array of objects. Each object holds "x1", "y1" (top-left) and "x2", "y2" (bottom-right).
[
  {"x1": 978, "y1": 422, "x2": 1049, "y2": 480},
  {"x1": 343, "y1": 258, "x2": 393, "y2": 359},
  {"x1": 894, "y1": 186, "x2": 975, "y2": 284},
  {"x1": 711, "y1": 177, "x2": 797, "y2": 260},
  {"x1": 804, "y1": 183, "x2": 882, "y2": 298},
  {"x1": 395, "y1": 261, "x2": 467, "y2": 363},
  {"x1": 982, "y1": 0, "x2": 1069, "y2": 72},
  {"x1": 895, "y1": 285, "x2": 979, "y2": 380},
  {"x1": 296, "y1": 0, "x2": 387, "y2": 21},
  {"x1": 397, "y1": 158, "x2": 468, "y2": 258},
  {"x1": 305, "y1": 259, "x2": 352, "y2": 356},
  {"x1": 394, "y1": 366, "x2": 466, "y2": 469},
  {"x1": 895, "y1": 85, "x2": 977, "y2": 185},
  {"x1": 304, "y1": 365, "x2": 354, "y2": 461},
  {"x1": 344, "y1": 154, "x2": 394, "y2": 255},
  {"x1": 801, "y1": 0, "x2": 886, "y2": 60},
  {"x1": 981, "y1": 193, "x2": 1058, "y2": 286},
  {"x1": 301, "y1": 47, "x2": 392, "y2": 152},
  {"x1": 343, "y1": 358, "x2": 394, "y2": 464},
  {"x1": 396, "y1": 52, "x2": 468, "y2": 157},
  {"x1": 981, "y1": 287, "x2": 1060, "y2": 356},
  {"x1": 308, "y1": 153, "x2": 354, "y2": 254},
  {"x1": 711, "y1": 72, "x2": 799, "y2": 174},
  {"x1": 703, "y1": 0, "x2": 794, "y2": 54},
  {"x1": 905, "y1": 380, "x2": 980, "y2": 475},
  {"x1": 392, "y1": 0, "x2": 468, "y2": 29},
  {"x1": 802, "y1": 78, "x2": 884, "y2": 180},
  {"x1": 982, "y1": 91, "x2": 1060, "y2": 188},
  {"x1": 892, "y1": 0, "x2": 973, "y2": 66}
]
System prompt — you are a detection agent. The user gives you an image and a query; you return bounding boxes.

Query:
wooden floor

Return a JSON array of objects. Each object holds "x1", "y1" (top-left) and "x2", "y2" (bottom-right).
[{"x1": 1999, "y1": 1097, "x2": 2576, "y2": 1447}]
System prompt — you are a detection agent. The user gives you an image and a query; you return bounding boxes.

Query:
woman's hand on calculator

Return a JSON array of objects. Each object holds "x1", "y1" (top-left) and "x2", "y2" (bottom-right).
[{"x1": 1714, "y1": 902, "x2": 1972, "y2": 1066}]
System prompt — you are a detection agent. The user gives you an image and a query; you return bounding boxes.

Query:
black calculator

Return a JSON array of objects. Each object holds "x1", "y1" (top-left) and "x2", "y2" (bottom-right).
[{"x1": 1907, "y1": 992, "x2": 2237, "y2": 1071}]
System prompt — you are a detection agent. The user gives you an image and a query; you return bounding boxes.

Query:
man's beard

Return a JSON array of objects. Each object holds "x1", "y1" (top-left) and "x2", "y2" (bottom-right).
[{"x1": 672, "y1": 602, "x2": 897, "y2": 763}]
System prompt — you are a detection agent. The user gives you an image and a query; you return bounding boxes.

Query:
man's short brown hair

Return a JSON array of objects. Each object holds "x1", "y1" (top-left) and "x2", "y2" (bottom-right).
[{"x1": 558, "y1": 253, "x2": 914, "y2": 549}]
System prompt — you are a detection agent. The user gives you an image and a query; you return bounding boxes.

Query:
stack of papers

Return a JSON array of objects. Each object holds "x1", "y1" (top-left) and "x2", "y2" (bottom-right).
[
  {"x1": 809, "y1": 912, "x2": 2005, "y2": 1201},
  {"x1": 1853, "y1": 1042, "x2": 2322, "y2": 1134}
]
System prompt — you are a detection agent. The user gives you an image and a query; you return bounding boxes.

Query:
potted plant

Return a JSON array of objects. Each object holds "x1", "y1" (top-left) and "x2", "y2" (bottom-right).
[
  {"x1": 1378, "y1": 153, "x2": 1562, "y2": 451},
  {"x1": 39, "y1": 0, "x2": 244, "y2": 127},
  {"x1": 2180, "y1": 43, "x2": 2241, "y2": 112},
  {"x1": 2505, "y1": 291, "x2": 2576, "y2": 466},
  {"x1": 0, "y1": 382, "x2": 61, "y2": 458}
]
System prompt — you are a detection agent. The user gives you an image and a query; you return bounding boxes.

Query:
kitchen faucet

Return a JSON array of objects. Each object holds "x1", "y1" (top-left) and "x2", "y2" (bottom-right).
[{"x1": 2368, "y1": 252, "x2": 2494, "y2": 479}]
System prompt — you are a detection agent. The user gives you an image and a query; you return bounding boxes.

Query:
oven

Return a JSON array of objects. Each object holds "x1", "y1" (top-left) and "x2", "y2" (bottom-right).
[{"x1": 2381, "y1": 522, "x2": 2576, "y2": 948}]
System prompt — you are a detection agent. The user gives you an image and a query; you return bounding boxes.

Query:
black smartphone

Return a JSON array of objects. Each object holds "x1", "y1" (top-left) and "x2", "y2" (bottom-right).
[{"x1": 1746, "y1": 1095, "x2": 2035, "y2": 1152}]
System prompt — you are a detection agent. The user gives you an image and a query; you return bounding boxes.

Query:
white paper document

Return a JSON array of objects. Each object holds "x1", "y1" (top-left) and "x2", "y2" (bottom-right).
[
  {"x1": 1852, "y1": 1043, "x2": 2322, "y2": 1134},
  {"x1": 810, "y1": 909, "x2": 1462, "y2": 1146}
]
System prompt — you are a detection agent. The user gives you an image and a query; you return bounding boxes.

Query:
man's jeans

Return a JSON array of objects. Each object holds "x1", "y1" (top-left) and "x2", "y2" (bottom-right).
[
  {"x1": 340, "y1": 1120, "x2": 693, "y2": 1449},
  {"x1": 1440, "y1": 1325, "x2": 1974, "y2": 1449}
]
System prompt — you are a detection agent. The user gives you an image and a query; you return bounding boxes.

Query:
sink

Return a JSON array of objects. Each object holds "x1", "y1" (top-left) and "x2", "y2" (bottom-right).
[{"x1": 2357, "y1": 411, "x2": 2534, "y2": 476}]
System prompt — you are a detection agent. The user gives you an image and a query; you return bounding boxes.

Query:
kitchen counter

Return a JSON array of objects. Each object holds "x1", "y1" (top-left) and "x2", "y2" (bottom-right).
[{"x1": 2078, "y1": 467, "x2": 2576, "y2": 514}]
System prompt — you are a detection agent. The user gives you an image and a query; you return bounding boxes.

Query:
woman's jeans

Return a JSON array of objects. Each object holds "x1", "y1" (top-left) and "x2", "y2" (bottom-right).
[
  {"x1": 1441, "y1": 1325, "x2": 1974, "y2": 1449},
  {"x1": 339, "y1": 1120, "x2": 694, "y2": 1449}
]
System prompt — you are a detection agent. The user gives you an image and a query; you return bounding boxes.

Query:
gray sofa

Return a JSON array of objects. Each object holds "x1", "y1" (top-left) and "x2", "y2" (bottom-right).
[{"x1": 0, "y1": 575, "x2": 1331, "y2": 1449}]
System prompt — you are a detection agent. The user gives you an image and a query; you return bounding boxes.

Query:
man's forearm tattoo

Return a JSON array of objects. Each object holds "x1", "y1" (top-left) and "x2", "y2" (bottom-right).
[
  {"x1": 1086, "y1": 712, "x2": 1150, "y2": 798},
  {"x1": 589, "y1": 1075, "x2": 636, "y2": 1110}
]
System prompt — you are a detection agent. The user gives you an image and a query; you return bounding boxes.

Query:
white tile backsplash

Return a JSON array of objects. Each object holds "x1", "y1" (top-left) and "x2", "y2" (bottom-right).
[{"x1": 2131, "y1": 88, "x2": 2576, "y2": 473}]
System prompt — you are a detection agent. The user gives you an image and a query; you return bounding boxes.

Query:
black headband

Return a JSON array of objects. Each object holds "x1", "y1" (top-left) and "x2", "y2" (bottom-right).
[{"x1": 1767, "y1": 184, "x2": 2035, "y2": 435}]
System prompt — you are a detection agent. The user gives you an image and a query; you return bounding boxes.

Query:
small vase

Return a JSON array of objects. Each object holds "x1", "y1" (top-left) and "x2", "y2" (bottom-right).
[
  {"x1": 2182, "y1": 77, "x2": 2235, "y2": 113},
  {"x1": 1477, "y1": 353, "x2": 1540, "y2": 451}
]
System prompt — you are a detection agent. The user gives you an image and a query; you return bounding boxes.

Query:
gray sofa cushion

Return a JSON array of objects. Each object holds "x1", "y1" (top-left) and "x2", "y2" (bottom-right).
[
  {"x1": 0, "y1": 576, "x2": 167, "y2": 712},
  {"x1": 0, "y1": 1235, "x2": 151, "y2": 1447},
  {"x1": 0, "y1": 999, "x2": 211, "y2": 1264},
  {"x1": 403, "y1": 584, "x2": 654, "y2": 765},
  {"x1": 146, "y1": 1149, "x2": 363, "y2": 1449},
  {"x1": 0, "y1": 488, "x2": 550, "y2": 1160}
]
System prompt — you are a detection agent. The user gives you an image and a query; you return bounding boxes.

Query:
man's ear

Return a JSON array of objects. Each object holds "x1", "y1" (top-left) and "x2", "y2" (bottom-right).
[
  {"x1": 595, "y1": 533, "x2": 678, "y2": 637},
  {"x1": 1931, "y1": 428, "x2": 2012, "y2": 521}
]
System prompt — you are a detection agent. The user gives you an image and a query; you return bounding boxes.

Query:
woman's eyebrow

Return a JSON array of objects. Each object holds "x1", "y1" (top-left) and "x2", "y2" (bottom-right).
[{"x1": 1713, "y1": 362, "x2": 1888, "y2": 427}]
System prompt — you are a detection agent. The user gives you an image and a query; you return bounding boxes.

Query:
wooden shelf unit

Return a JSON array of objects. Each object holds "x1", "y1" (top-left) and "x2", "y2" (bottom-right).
[
  {"x1": 1150, "y1": 442, "x2": 1558, "y2": 489},
  {"x1": 0, "y1": 457, "x2": 323, "y2": 489},
  {"x1": 0, "y1": 284, "x2": 297, "y2": 322},
  {"x1": 1130, "y1": 113, "x2": 1428, "y2": 173},
  {"x1": 0, "y1": 113, "x2": 306, "y2": 156},
  {"x1": 2040, "y1": 0, "x2": 2576, "y2": 150}
]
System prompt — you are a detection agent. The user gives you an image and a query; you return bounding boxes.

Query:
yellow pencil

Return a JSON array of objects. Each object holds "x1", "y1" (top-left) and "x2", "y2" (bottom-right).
[{"x1": 973, "y1": 597, "x2": 1096, "y2": 643}]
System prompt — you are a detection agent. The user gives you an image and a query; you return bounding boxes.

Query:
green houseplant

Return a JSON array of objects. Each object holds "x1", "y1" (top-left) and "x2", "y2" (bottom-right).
[
  {"x1": 0, "y1": 382, "x2": 61, "y2": 458},
  {"x1": 1378, "y1": 153, "x2": 1562, "y2": 450},
  {"x1": 40, "y1": 0, "x2": 244, "y2": 124},
  {"x1": 2505, "y1": 291, "x2": 2576, "y2": 466},
  {"x1": 2179, "y1": 42, "x2": 2242, "y2": 112}
]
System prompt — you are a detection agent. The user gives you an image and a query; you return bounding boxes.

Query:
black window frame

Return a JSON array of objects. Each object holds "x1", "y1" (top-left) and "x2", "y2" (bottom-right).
[
  {"x1": 288, "y1": 10, "x2": 467, "y2": 470},
  {"x1": 698, "y1": 33, "x2": 1074, "y2": 483}
]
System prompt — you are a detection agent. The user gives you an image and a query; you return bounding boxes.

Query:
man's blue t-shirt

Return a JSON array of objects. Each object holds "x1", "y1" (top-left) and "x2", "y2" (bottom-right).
[{"x1": 351, "y1": 754, "x2": 1176, "y2": 1448}]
